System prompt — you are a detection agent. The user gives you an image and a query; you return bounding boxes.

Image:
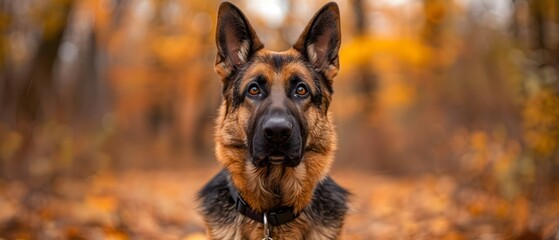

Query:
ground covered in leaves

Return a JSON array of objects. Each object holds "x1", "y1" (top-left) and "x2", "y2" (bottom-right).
[{"x1": 0, "y1": 167, "x2": 558, "y2": 240}]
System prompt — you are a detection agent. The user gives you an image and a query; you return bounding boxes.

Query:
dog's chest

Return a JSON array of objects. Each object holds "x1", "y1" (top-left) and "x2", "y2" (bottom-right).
[{"x1": 198, "y1": 170, "x2": 348, "y2": 240}]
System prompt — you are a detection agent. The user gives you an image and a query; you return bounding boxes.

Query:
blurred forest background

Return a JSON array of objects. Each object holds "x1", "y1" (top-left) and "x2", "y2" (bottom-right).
[{"x1": 1, "y1": 0, "x2": 559, "y2": 239}]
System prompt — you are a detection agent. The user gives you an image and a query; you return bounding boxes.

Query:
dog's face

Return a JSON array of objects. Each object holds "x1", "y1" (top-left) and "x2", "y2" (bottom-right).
[
  {"x1": 242, "y1": 51, "x2": 311, "y2": 168},
  {"x1": 214, "y1": 2, "x2": 340, "y2": 169}
]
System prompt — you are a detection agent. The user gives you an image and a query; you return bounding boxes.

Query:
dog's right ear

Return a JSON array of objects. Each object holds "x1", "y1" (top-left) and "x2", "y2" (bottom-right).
[{"x1": 215, "y1": 2, "x2": 263, "y2": 79}]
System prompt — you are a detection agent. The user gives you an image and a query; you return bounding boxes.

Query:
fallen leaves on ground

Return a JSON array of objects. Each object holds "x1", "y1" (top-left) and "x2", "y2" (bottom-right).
[{"x1": 0, "y1": 168, "x2": 558, "y2": 239}]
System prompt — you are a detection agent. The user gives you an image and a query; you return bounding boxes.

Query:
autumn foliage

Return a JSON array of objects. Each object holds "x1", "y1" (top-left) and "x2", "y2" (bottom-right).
[{"x1": 0, "y1": 0, "x2": 558, "y2": 239}]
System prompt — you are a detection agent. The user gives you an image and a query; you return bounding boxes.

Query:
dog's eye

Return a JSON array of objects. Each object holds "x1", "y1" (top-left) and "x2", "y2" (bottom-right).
[
  {"x1": 247, "y1": 84, "x2": 261, "y2": 96},
  {"x1": 295, "y1": 84, "x2": 308, "y2": 97}
]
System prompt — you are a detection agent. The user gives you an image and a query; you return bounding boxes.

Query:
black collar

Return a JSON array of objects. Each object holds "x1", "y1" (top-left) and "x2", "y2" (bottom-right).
[{"x1": 227, "y1": 181, "x2": 300, "y2": 226}]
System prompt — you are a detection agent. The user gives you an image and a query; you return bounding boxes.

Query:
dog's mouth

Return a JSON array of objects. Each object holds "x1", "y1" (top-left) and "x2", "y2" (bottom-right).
[
  {"x1": 268, "y1": 155, "x2": 285, "y2": 165},
  {"x1": 251, "y1": 148, "x2": 302, "y2": 168}
]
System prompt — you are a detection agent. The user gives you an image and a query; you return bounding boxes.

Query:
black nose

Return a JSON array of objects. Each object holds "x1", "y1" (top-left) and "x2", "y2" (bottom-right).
[{"x1": 262, "y1": 117, "x2": 292, "y2": 143}]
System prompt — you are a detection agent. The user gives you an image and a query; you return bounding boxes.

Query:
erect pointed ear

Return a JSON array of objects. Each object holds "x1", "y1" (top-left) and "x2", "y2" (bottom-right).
[
  {"x1": 215, "y1": 2, "x2": 263, "y2": 79},
  {"x1": 293, "y1": 2, "x2": 341, "y2": 79}
]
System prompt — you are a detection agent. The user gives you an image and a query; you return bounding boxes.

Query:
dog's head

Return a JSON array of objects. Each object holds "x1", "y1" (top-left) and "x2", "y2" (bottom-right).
[{"x1": 214, "y1": 2, "x2": 340, "y2": 169}]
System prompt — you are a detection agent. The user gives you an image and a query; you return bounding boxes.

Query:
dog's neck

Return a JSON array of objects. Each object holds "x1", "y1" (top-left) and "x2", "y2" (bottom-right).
[
  {"x1": 227, "y1": 174, "x2": 300, "y2": 225},
  {"x1": 230, "y1": 163, "x2": 310, "y2": 213},
  {"x1": 215, "y1": 143, "x2": 311, "y2": 212}
]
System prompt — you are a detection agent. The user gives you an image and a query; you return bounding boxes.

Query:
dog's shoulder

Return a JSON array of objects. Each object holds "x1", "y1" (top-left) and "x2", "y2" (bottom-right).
[
  {"x1": 306, "y1": 176, "x2": 349, "y2": 228},
  {"x1": 198, "y1": 169, "x2": 229, "y2": 200},
  {"x1": 198, "y1": 170, "x2": 237, "y2": 223}
]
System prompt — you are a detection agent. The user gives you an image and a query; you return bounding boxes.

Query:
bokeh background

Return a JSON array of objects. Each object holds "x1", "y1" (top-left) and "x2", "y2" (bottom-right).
[{"x1": 1, "y1": 0, "x2": 559, "y2": 239}]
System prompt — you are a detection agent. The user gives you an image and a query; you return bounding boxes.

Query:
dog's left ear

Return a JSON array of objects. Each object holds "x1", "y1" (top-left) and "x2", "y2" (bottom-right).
[{"x1": 294, "y1": 2, "x2": 341, "y2": 79}]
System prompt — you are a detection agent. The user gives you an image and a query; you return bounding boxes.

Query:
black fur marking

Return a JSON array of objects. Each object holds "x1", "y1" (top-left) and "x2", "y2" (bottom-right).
[
  {"x1": 318, "y1": 71, "x2": 334, "y2": 94},
  {"x1": 272, "y1": 54, "x2": 285, "y2": 72},
  {"x1": 268, "y1": 54, "x2": 297, "y2": 72},
  {"x1": 228, "y1": 59, "x2": 256, "y2": 109},
  {"x1": 222, "y1": 139, "x2": 247, "y2": 149},
  {"x1": 231, "y1": 73, "x2": 245, "y2": 109},
  {"x1": 310, "y1": 74, "x2": 324, "y2": 108},
  {"x1": 254, "y1": 75, "x2": 267, "y2": 88},
  {"x1": 306, "y1": 66, "x2": 333, "y2": 114}
]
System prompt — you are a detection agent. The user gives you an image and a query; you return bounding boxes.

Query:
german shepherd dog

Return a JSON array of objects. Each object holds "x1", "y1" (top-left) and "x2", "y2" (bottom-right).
[{"x1": 198, "y1": 2, "x2": 348, "y2": 239}]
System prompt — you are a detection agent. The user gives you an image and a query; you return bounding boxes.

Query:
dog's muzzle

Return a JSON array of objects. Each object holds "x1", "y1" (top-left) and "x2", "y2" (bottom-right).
[{"x1": 250, "y1": 108, "x2": 304, "y2": 168}]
